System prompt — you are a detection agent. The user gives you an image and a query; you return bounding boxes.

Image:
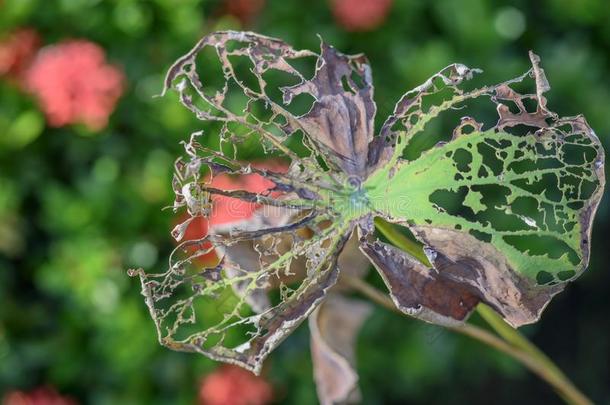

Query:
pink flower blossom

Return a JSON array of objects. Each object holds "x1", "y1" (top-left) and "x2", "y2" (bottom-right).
[
  {"x1": 24, "y1": 40, "x2": 124, "y2": 130},
  {"x1": 330, "y1": 0, "x2": 393, "y2": 32},
  {"x1": 0, "y1": 28, "x2": 40, "y2": 79},
  {"x1": 198, "y1": 365, "x2": 273, "y2": 405},
  {"x1": 2, "y1": 386, "x2": 77, "y2": 405}
]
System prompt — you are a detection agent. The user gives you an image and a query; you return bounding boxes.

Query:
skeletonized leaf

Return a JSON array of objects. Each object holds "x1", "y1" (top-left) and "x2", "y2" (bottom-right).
[
  {"x1": 138, "y1": 30, "x2": 380, "y2": 374},
  {"x1": 133, "y1": 141, "x2": 351, "y2": 372},
  {"x1": 162, "y1": 30, "x2": 375, "y2": 177},
  {"x1": 134, "y1": 31, "x2": 605, "y2": 381}
]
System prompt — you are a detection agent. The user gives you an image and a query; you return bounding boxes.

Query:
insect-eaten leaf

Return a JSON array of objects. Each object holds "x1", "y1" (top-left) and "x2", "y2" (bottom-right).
[{"x1": 132, "y1": 31, "x2": 605, "y2": 378}]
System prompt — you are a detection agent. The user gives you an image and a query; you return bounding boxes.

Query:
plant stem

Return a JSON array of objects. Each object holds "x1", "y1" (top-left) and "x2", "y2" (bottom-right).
[
  {"x1": 476, "y1": 303, "x2": 564, "y2": 377},
  {"x1": 368, "y1": 218, "x2": 592, "y2": 405},
  {"x1": 475, "y1": 304, "x2": 589, "y2": 405}
]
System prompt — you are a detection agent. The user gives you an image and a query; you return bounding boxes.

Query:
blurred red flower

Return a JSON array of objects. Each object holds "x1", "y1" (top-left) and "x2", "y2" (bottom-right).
[
  {"x1": 24, "y1": 40, "x2": 124, "y2": 130},
  {"x1": 198, "y1": 365, "x2": 273, "y2": 405},
  {"x1": 224, "y1": 0, "x2": 266, "y2": 25},
  {"x1": 330, "y1": 0, "x2": 393, "y2": 32},
  {"x1": 2, "y1": 386, "x2": 76, "y2": 405},
  {"x1": 208, "y1": 160, "x2": 286, "y2": 228},
  {"x1": 0, "y1": 28, "x2": 40, "y2": 79},
  {"x1": 178, "y1": 160, "x2": 288, "y2": 265}
]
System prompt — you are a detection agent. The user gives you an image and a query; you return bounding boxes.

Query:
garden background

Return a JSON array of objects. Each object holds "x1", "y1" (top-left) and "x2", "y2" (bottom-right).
[{"x1": 1, "y1": 0, "x2": 609, "y2": 404}]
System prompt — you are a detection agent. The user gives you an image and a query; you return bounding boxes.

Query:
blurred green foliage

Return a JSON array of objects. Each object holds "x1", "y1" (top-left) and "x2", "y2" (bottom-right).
[{"x1": 1, "y1": 0, "x2": 609, "y2": 404}]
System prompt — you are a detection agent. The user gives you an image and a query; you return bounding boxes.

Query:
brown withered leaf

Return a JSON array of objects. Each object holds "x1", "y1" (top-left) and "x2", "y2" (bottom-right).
[
  {"x1": 360, "y1": 238, "x2": 480, "y2": 326},
  {"x1": 309, "y1": 294, "x2": 372, "y2": 405},
  {"x1": 282, "y1": 42, "x2": 376, "y2": 177}
]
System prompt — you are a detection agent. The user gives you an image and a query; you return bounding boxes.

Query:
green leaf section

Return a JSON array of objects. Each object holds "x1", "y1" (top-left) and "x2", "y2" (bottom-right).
[{"x1": 366, "y1": 128, "x2": 602, "y2": 283}]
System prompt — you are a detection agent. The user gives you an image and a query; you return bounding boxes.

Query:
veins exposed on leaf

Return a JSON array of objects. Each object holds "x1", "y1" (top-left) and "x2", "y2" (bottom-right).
[{"x1": 133, "y1": 31, "x2": 605, "y2": 374}]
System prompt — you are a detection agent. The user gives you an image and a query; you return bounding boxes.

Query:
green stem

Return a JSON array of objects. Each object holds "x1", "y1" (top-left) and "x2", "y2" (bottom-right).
[
  {"x1": 476, "y1": 303, "x2": 563, "y2": 376},
  {"x1": 372, "y1": 217, "x2": 592, "y2": 405},
  {"x1": 475, "y1": 304, "x2": 589, "y2": 405}
]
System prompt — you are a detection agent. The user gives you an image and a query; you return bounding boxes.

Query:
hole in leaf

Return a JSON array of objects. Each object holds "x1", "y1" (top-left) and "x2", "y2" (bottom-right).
[
  {"x1": 536, "y1": 271, "x2": 554, "y2": 285},
  {"x1": 503, "y1": 235, "x2": 581, "y2": 265},
  {"x1": 469, "y1": 229, "x2": 492, "y2": 243}
]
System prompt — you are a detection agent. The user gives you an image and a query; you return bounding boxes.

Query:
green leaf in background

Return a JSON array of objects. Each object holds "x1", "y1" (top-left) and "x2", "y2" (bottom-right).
[{"x1": 0, "y1": 109, "x2": 43, "y2": 149}]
